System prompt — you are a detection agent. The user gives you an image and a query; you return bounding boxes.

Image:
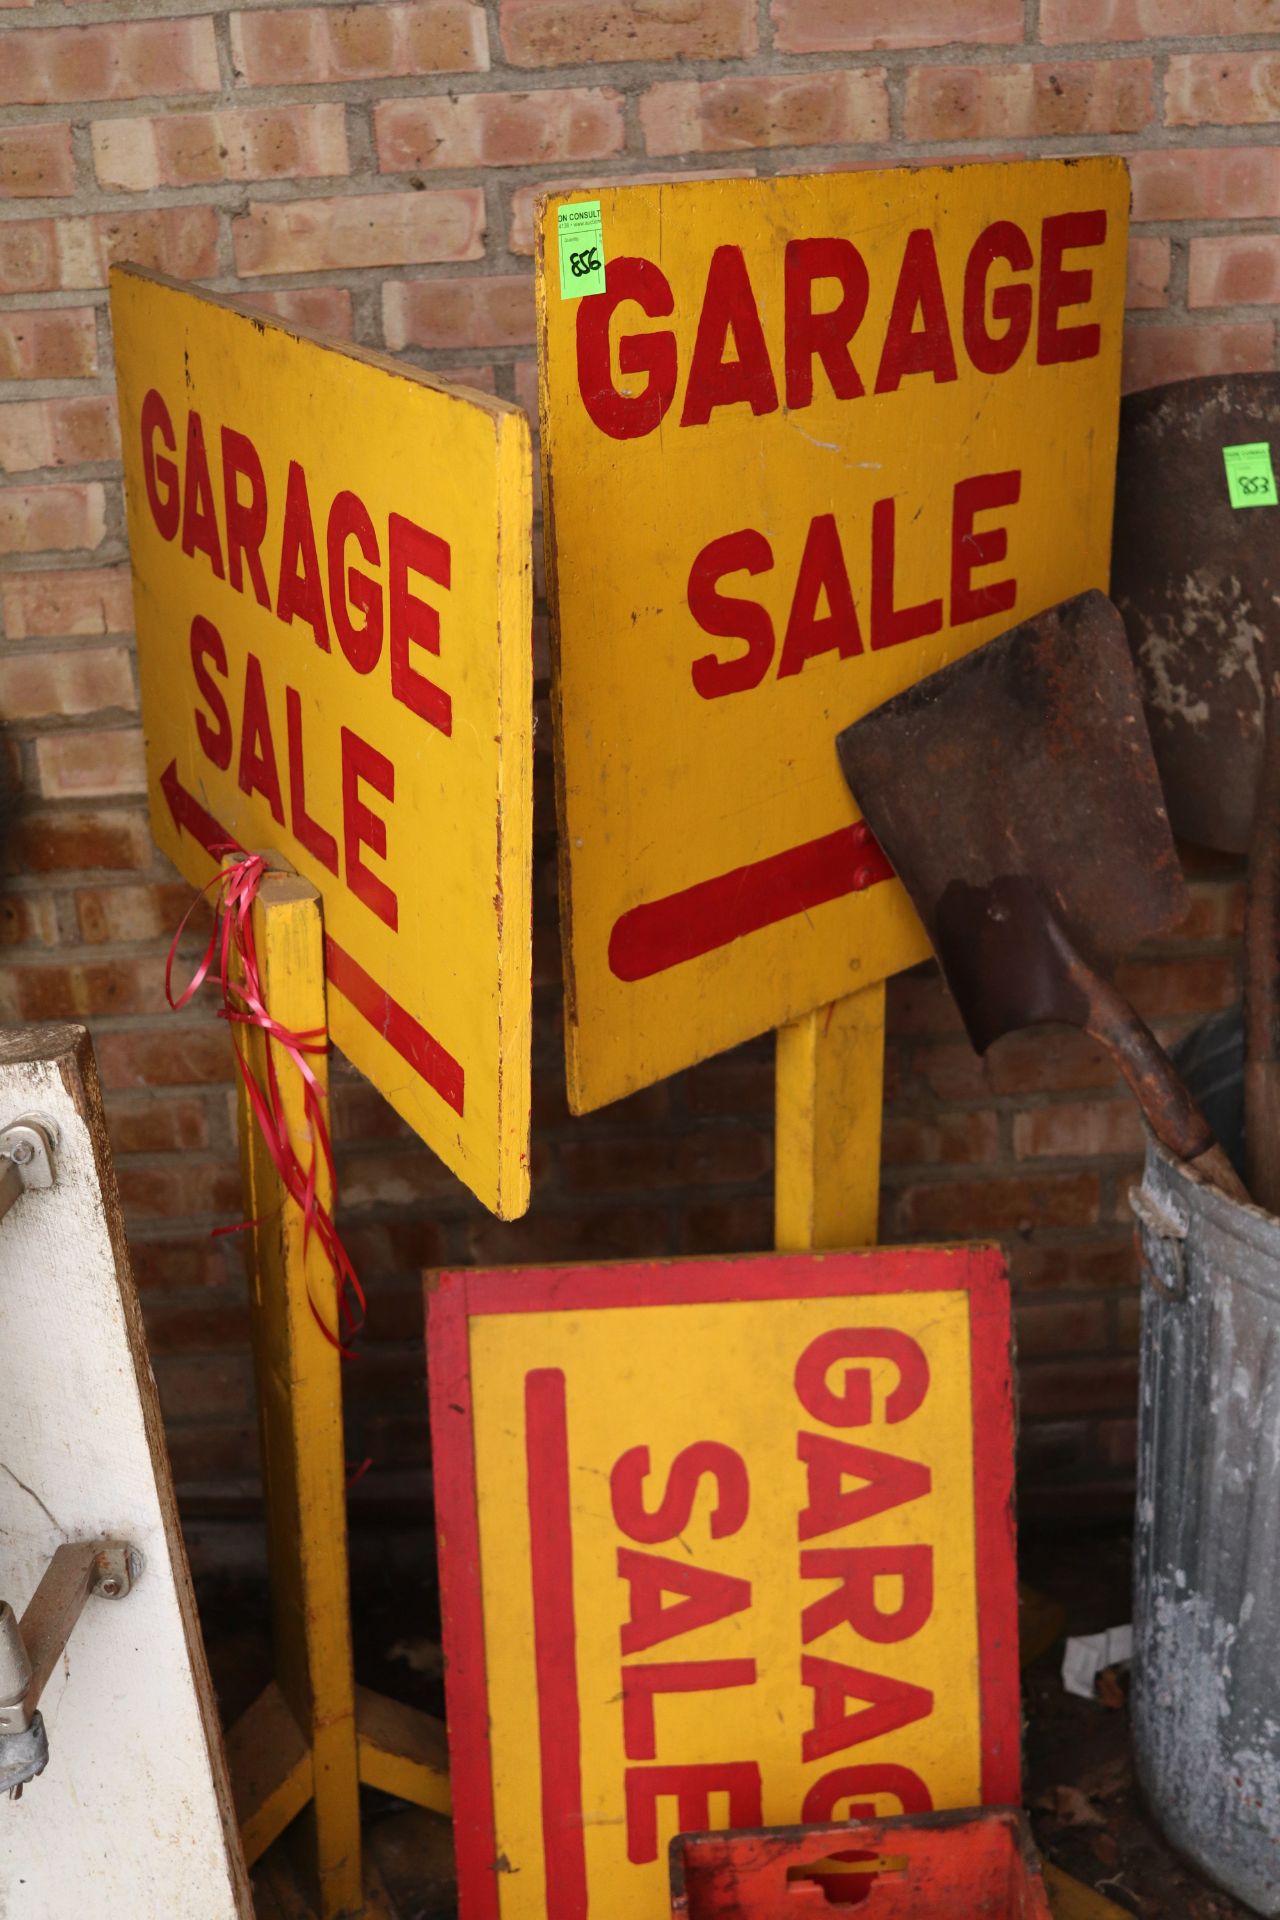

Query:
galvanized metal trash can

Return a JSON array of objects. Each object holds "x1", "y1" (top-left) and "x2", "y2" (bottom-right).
[{"x1": 1132, "y1": 1008, "x2": 1280, "y2": 1915}]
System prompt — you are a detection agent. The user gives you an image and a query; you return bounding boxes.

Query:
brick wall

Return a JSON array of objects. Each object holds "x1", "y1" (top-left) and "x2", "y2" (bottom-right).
[{"x1": 0, "y1": 0, "x2": 1274, "y2": 1553}]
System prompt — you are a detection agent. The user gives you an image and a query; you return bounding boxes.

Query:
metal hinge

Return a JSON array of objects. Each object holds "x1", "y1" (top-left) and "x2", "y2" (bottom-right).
[{"x1": 0, "y1": 1115, "x2": 57, "y2": 1228}]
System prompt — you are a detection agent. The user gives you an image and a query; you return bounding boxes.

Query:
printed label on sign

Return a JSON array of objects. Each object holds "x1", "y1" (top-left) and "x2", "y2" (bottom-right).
[
  {"x1": 536, "y1": 158, "x2": 1130, "y2": 1113},
  {"x1": 429, "y1": 1247, "x2": 1020, "y2": 1920},
  {"x1": 1223, "y1": 441, "x2": 1277, "y2": 509},
  {"x1": 110, "y1": 267, "x2": 534, "y2": 1219},
  {"x1": 558, "y1": 200, "x2": 606, "y2": 299}
]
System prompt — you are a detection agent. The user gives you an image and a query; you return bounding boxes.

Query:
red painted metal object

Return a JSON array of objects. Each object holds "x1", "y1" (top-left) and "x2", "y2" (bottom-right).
[{"x1": 670, "y1": 1808, "x2": 1054, "y2": 1917}]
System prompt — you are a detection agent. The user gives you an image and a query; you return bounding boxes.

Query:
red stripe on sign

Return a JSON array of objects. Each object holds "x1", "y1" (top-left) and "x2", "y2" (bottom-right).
[
  {"x1": 525, "y1": 1368, "x2": 589, "y2": 1920},
  {"x1": 324, "y1": 935, "x2": 465, "y2": 1117},
  {"x1": 606, "y1": 825, "x2": 894, "y2": 982}
]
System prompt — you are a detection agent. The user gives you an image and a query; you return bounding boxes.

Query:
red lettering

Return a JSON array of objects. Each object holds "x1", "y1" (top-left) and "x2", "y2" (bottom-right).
[
  {"x1": 237, "y1": 652, "x2": 283, "y2": 825},
  {"x1": 276, "y1": 460, "x2": 330, "y2": 651},
  {"x1": 680, "y1": 246, "x2": 778, "y2": 429},
  {"x1": 180, "y1": 410, "x2": 224, "y2": 580},
  {"x1": 190, "y1": 615, "x2": 231, "y2": 771},
  {"x1": 221, "y1": 426, "x2": 269, "y2": 608},
  {"x1": 801, "y1": 1763, "x2": 933, "y2": 1825},
  {"x1": 798, "y1": 1433, "x2": 932, "y2": 1541},
  {"x1": 287, "y1": 685, "x2": 338, "y2": 875},
  {"x1": 800, "y1": 1545, "x2": 934, "y2": 1646},
  {"x1": 801, "y1": 1655, "x2": 933, "y2": 1762},
  {"x1": 141, "y1": 389, "x2": 179, "y2": 542},
  {"x1": 611, "y1": 1442, "x2": 750, "y2": 1544},
  {"x1": 794, "y1": 1328, "x2": 930, "y2": 1427},
  {"x1": 688, "y1": 530, "x2": 776, "y2": 699},
  {"x1": 389, "y1": 513, "x2": 451, "y2": 735},
  {"x1": 618, "y1": 1549, "x2": 751, "y2": 1656},
  {"x1": 875, "y1": 229, "x2": 958, "y2": 395},
  {"x1": 576, "y1": 256, "x2": 677, "y2": 440},
  {"x1": 870, "y1": 497, "x2": 942, "y2": 652},
  {"x1": 328, "y1": 490, "x2": 383, "y2": 674},
  {"x1": 963, "y1": 222, "x2": 1033, "y2": 377},
  {"x1": 1038, "y1": 209, "x2": 1106, "y2": 366},
  {"x1": 625, "y1": 1762, "x2": 762, "y2": 1865},
  {"x1": 622, "y1": 1659, "x2": 756, "y2": 1761},
  {"x1": 341, "y1": 727, "x2": 398, "y2": 931},
  {"x1": 951, "y1": 469, "x2": 1020, "y2": 627},
  {"x1": 777, "y1": 514, "x2": 862, "y2": 679},
  {"x1": 784, "y1": 237, "x2": 868, "y2": 409}
]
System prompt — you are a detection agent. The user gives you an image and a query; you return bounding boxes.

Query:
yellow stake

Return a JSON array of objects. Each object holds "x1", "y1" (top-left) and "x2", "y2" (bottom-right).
[
  {"x1": 224, "y1": 856, "x2": 449, "y2": 1919},
  {"x1": 775, "y1": 981, "x2": 886, "y2": 1252}
]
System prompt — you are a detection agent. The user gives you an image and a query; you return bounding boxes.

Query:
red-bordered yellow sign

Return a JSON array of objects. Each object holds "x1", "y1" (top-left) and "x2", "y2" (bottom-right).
[
  {"x1": 537, "y1": 158, "x2": 1129, "y2": 1112},
  {"x1": 112, "y1": 267, "x2": 533, "y2": 1218},
  {"x1": 429, "y1": 1246, "x2": 1018, "y2": 1919}
]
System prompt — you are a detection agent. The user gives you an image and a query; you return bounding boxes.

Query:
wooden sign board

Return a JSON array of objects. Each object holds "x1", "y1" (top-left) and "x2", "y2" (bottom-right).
[
  {"x1": 0, "y1": 1023, "x2": 249, "y2": 1916},
  {"x1": 428, "y1": 1247, "x2": 1019, "y2": 1920},
  {"x1": 537, "y1": 158, "x2": 1129, "y2": 1112},
  {"x1": 111, "y1": 267, "x2": 533, "y2": 1218}
]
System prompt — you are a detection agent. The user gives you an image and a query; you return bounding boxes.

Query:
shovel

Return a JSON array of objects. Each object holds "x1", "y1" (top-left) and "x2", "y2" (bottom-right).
[
  {"x1": 836, "y1": 589, "x2": 1248, "y2": 1203},
  {"x1": 1111, "y1": 374, "x2": 1280, "y2": 1209}
]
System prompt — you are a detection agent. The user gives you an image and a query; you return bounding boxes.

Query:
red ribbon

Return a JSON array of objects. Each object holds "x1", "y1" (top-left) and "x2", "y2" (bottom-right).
[{"x1": 166, "y1": 849, "x2": 366, "y2": 1359}]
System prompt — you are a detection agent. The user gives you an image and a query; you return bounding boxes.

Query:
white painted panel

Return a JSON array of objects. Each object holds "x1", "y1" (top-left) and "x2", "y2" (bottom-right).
[{"x1": 0, "y1": 1024, "x2": 250, "y2": 1918}]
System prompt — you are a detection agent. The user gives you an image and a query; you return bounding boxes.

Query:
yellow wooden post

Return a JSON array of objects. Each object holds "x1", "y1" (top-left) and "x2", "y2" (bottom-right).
[
  {"x1": 775, "y1": 981, "x2": 886, "y2": 1252},
  {"x1": 223, "y1": 856, "x2": 449, "y2": 1918}
]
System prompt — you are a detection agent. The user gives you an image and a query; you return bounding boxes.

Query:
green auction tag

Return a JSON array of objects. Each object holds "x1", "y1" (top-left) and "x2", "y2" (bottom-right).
[
  {"x1": 558, "y1": 200, "x2": 606, "y2": 300},
  {"x1": 1223, "y1": 441, "x2": 1277, "y2": 509}
]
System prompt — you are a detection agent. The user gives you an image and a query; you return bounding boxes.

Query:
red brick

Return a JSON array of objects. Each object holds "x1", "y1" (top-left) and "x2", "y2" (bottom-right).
[
  {"x1": 1130, "y1": 146, "x2": 1280, "y2": 222},
  {"x1": 76, "y1": 880, "x2": 201, "y2": 944},
  {"x1": 165, "y1": 1426, "x2": 260, "y2": 1484},
  {"x1": 0, "y1": 219, "x2": 58, "y2": 295},
  {"x1": 1098, "y1": 1415, "x2": 1137, "y2": 1468},
  {"x1": 153, "y1": 1354, "x2": 252, "y2": 1417},
  {"x1": 679, "y1": 1194, "x2": 773, "y2": 1253},
  {"x1": 1043, "y1": 0, "x2": 1277, "y2": 34},
  {"x1": 559, "y1": 1126, "x2": 770, "y2": 1193},
  {"x1": 93, "y1": 103, "x2": 350, "y2": 192},
  {"x1": 773, "y1": 0, "x2": 1021, "y2": 49},
  {"x1": 0, "y1": 480, "x2": 106, "y2": 553},
  {"x1": 1020, "y1": 1355, "x2": 1138, "y2": 1417},
  {"x1": 0, "y1": 207, "x2": 221, "y2": 294},
  {"x1": 1122, "y1": 319, "x2": 1276, "y2": 391},
  {"x1": 107, "y1": 1095, "x2": 211, "y2": 1154},
  {"x1": 0, "y1": 18, "x2": 219, "y2": 107},
  {"x1": 230, "y1": 2, "x2": 487, "y2": 84},
  {"x1": 986, "y1": 1029, "x2": 1125, "y2": 1096},
  {"x1": 1015, "y1": 1297, "x2": 1112, "y2": 1356},
  {"x1": 463, "y1": 1200, "x2": 673, "y2": 1265},
  {"x1": 0, "y1": 893, "x2": 58, "y2": 947},
  {"x1": 34, "y1": 726, "x2": 147, "y2": 799},
  {"x1": 501, "y1": 0, "x2": 757, "y2": 65},
  {"x1": 642, "y1": 70, "x2": 889, "y2": 155},
  {"x1": 681, "y1": 1053, "x2": 773, "y2": 1117},
  {"x1": 338, "y1": 1146, "x2": 467, "y2": 1207},
  {"x1": 376, "y1": 86, "x2": 623, "y2": 173},
  {"x1": 1127, "y1": 235, "x2": 1169, "y2": 310},
  {"x1": 1005, "y1": 1236, "x2": 1137, "y2": 1292},
  {"x1": 887, "y1": 967, "x2": 964, "y2": 1037},
  {"x1": 886, "y1": 1172, "x2": 1099, "y2": 1237},
  {"x1": 1189, "y1": 233, "x2": 1280, "y2": 308},
  {"x1": 330, "y1": 1081, "x2": 411, "y2": 1142},
  {"x1": 9, "y1": 806, "x2": 153, "y2": 874},
  {"x1": 905, "y1": 59, "x2": 1152, "y2": 140},
  {"x1": 0, "y1": 122, "x2": 74, "y2": 195},
  {"x1": 1112, "y1": 952, "x2": 1238, "y2": 1020},
  {"x1": 0, "y1": 306, "x2": 98, "y2": 380},
  {"x1": 340, "y1": 1216, "x2": 449, "y2": 1272},
  {"x1": 0, "y1": 395, "x2": 118, "y2": 472},
  {"x1": 142, "y1": 1298, "x2": 252, "y2": 1354},
  {"x1": 1166, "y1": 53, "x2": 1280, "y2": 127},
  {"x1": 1013, "y1": 1100, "x2": 1145, "y2": 1160},
  {"x1": 237, "y1": 285, "x2": 356, "y2": 338},
  {"x1": 0, "y1": 644, "x2": 134, "y2": 720},
  {"x1": 383, "y1": 275, "x2": 534, "y2": 350},
  {"x1": 881, "y1": 1109, "x2": 1001, "y2": 1167},
  {"x1": 95, "y1": 1021, "x2": 235, "y2": 1089},
  {"x1": 2, "y1": 562, "x2": 132, "y2": 638},
  {"x1": 232, "y1": 190, "x2": 483, "y2": 275},
  {"x1": 0, "y1": 953, "x2": 169, "y2": 1020},
  {"x1": 128, "y1": 1234, "x2": 231, "y2": 1293}
]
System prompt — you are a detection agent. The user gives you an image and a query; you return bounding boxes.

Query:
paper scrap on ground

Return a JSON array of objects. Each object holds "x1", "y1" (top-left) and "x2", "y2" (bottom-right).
[{"x1": 1062, "y1": 1625, "x2": 1134, "y2": 1700}]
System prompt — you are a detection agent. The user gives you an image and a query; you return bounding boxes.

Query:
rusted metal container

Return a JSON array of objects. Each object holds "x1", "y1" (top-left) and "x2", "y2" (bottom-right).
[
  {"x1": 669, "y1": 1807, "x2": 1054, "y2": 1917},
  {"x1": 1132, "y1": 1009, "x2": 1280, "y2": 1915}
]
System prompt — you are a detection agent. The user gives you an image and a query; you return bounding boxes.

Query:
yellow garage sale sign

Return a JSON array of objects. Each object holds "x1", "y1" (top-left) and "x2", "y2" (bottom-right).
[
  {"x1": 112, "y1": 267, "x2": 533, "y2": 1219},
  {"x1": 537, "y1": 158, "x2": 1129, "y2": 1112},
  {"x1": 429, "y1": 1246, "x2": 1019, "y2": 1920}
]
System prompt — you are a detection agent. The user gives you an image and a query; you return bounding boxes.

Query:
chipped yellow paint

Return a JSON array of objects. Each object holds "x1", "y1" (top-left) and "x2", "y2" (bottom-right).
[
  {"x1": 111, "y1": 266, "x2": 533, "y2": 1218},
  {"x1": 537, "y1": 159, "x2": 1129, "y2": 1116}
]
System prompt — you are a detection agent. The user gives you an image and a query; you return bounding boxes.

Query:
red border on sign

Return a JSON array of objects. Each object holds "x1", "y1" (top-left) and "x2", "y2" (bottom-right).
[{"x1": 427, "y1": 1246, "x2": 1020, "y2": 1917}]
